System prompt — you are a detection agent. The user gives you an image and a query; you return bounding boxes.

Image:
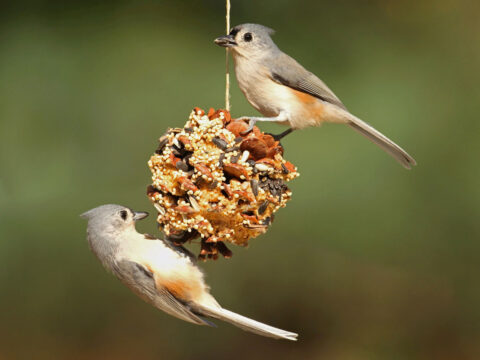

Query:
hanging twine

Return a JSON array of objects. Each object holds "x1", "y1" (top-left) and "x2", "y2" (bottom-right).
[{"x1": 225, "y1": 0, "x2": 231, "y2": 111}]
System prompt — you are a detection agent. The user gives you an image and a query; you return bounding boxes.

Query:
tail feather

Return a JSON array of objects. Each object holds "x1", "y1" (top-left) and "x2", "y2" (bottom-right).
[
  {"x1": 197, "y1": 305, "x2": 298, "y2": 341},
  {"x1": 347, "y1": 114, "x2": 416, "y2": 169}
]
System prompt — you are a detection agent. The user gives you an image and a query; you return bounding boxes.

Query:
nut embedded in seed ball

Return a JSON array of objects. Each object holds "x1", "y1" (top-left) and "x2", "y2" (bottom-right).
[{"x1": 147, "y1": 107, "x2": 299, "y2": 260}]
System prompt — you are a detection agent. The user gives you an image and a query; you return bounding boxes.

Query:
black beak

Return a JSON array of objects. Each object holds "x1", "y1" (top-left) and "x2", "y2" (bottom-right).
[
  {"x1": 214, "y1": 34, "x2": 237, "y2": 48},
  {"x1": 133, "y1": 211, "x2": 149, "y2": 221}
]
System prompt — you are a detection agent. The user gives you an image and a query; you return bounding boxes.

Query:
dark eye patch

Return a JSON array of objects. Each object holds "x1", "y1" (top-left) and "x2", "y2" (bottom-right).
[
  {"x1": 120, "y1": 210, "x2": 128, "y2": 220},
  {"x1": 243, "y1": 32, "x2": 253, "y2": 42}
]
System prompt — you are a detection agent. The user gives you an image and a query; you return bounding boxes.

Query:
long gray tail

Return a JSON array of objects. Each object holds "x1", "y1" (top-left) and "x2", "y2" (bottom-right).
[
  {"x1": 347, "y1": 114, "x2": 416, "y2": 169},
  {"x1": 198, "y1": 304, "x2": 298, "y2": 341}
]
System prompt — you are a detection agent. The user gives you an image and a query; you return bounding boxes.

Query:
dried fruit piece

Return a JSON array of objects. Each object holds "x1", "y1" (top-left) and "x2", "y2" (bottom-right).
[
  {"x1": 175, "y1": 205, "x2": 197, "y2": 214},
  {"x1": 177, "y1": 176, "x2": 198, "y2": 193},
  {"x1": 240, "y1": 137, "x2": 268, "y2": 160},
  {"x1": 283, "y1": 161, "x2": 296, "y2": 173},
  {"x1": 226, "y1": 120, "x2": 249, "y2": 137},
  {"x1": 178, "y1": 135, "x2": 191, "y2": 146},
  {"x1": 234, "y1": 190, "x2": 255, "y2": 202},
  {"x1": 194, "y1": 163, "x2": 213, "y2": 179},
  {"x1": 223, "y1": 163, "x2": 250, "y2": 180}
]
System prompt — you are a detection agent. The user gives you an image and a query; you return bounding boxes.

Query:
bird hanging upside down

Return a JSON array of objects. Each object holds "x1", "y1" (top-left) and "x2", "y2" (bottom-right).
[{"x1": 81, "y1": 204, "x2": 297, "y2": 341}]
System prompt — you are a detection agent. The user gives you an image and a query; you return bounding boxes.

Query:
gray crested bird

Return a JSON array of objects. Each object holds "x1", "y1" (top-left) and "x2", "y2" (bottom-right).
[
  {"x1": 81, "y1": 204, "x2": 298, "y2": 341},
  {"x1": 215, "y1": 23, "x2": 416, "y2": 169}
]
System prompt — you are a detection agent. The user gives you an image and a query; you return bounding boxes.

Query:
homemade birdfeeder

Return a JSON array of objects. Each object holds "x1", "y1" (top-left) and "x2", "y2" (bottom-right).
[
  {"x1": 146, "y1": 2, "x2": 299, "y2": 260},
  {"x1": 147, "y1": 108, "x2": 298, "y2": 260}
]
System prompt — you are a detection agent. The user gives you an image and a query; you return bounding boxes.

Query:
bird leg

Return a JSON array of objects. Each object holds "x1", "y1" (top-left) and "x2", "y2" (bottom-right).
[
  {"x1": 238, "y1": 112, "x2": 289, "y2": 135},
  {"x1": 267, "y1": 128, "x2": 294, "y2": 141}
]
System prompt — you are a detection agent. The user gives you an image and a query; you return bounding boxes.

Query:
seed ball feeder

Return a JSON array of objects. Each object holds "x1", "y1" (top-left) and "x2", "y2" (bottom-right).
[
  {"x1": 147, "y1": 108, "x2": 298, "y2": 260},
  {"x1": 146, "y1": 2, "x2": 299, "y2": 260}
]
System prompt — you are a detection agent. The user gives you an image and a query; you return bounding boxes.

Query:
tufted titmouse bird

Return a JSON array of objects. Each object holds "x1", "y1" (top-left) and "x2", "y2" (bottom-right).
[
  {"x1": 215, "y1": 23, "x2": 416, "y2": 169},
  {"x1": 81, "y1": 204, "x2": 297, "y2": 341}
]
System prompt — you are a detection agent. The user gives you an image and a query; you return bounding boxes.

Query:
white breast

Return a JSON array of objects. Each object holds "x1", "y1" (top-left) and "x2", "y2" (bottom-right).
[
  {"x1": 233, "y1": 56, "x2": 296, "y2": 119},
  {"x1": 119, "y1": 233, "x2": 192, "y2": 277}
]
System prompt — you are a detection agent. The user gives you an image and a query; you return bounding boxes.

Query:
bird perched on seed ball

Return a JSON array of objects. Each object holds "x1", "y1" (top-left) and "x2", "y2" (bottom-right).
[
  {"x1": 81, "y1": 204, "x2": 297, "y2": 340},
  {"x1": 215, "y1": 23, "x2": 416, "y2": 169}
]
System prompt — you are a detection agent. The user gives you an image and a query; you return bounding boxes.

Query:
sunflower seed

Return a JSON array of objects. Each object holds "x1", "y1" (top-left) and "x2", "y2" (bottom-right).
[
  {"x1": 153, "y1": 203, "x2": 165, "y2": 215},
  {"x1": 176, "y1": 160, "x2": 189, "y2": 172},
  {"x1": 156, "y1": 136, "x2": 169, "y2": 154},
  {"x1": 258, "y1": 200, "x2": 269, "y2": 215},
  {"x1": 166, "y1": 230, "x2": 188, "y2": 242},
  {"x1": 172, "y1": 148, "x2": 183, "y2": 157},
  {"x1": 230, "y1": 153, "x2": 240, "y2": 163},
  {"x1": 219, "y1": 153, "x2": 225, "y2": 167},
  {"x1": 249, "y1": 159, "x2": 258, "y2": 174},
  {"x1": 262, "y1": 217, "x2": 271, "y2": 226},
  {"x1": 234, "y1": 136, "x2": 243, "y2": 143},
  {"x1": 259, "y1": 177, "x2": 269, "y2": 190},
  {"x1": 172, "y1": 138, "x2": 182, "y2": 149},
  {"x1": 241, "y1": 150, "x2": 250, "y2": 163},
  {"x1": 225, "y1": 146, "x2": 240, "y2": 153},
  {"x1": 270, "y1": 186, "x2": 278, "y2": 197},
  {"x1": 188, "y1": 195, "x2": 200, "y2": 211},
  {"x1": 250, "y1": 179, "x2": 259, "y2": 197},
  {"x1": 216, "y1": 242, "x2": 233, "y2": 258},
  {"x1": 168, "y1": 128, "x2": 183, "y2": 133},
  {"x1": 184, "y1": 153, "x2": 193, "y2": 166},
  {"x1": 208, "y1": 180, "x2": 218, "y2": 190},
  {"x1": 212, "y1": 137, "x2": 228, "y2": 150},
  {"x1": 281, "y1": 162, "x2": 290, "y2": 174}
]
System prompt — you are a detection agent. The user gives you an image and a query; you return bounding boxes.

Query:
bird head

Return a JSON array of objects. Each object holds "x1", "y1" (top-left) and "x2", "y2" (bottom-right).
[
  {"x1": 81, "y1": 204, "x2": 149, "y2": 236},
  {"x1": 215, "y1": 23, "x2": 278, "y2": 59}
]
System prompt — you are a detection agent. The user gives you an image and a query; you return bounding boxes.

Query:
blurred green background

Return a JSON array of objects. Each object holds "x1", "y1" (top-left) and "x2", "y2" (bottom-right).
[{"x1": 1, "y1": 1, "x2": 479, "y2": 359}]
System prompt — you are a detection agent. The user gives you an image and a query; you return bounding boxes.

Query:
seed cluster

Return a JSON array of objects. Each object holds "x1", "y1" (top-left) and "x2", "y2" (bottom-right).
[{"x1": 147, "y1": 107, "x2": 299, "y2": 260}]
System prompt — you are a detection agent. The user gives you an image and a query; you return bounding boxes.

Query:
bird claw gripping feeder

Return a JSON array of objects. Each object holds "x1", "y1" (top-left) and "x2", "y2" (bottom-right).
[{"x1": 147, "y1": 108, "x2": 299, "y2": 260}]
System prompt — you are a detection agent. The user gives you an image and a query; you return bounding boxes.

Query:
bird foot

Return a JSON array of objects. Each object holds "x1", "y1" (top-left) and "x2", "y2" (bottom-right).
[
  {"x1": 239, "y1": 117, "x2": 256, "y2": 135},
  {"x1": 267, "y1": 128, "x2": 294, "y2": 141}
]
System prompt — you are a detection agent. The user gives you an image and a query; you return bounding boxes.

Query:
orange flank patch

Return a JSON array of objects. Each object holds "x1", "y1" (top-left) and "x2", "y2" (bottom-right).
[
  {"x1": 292, "y1": 89, "x2": 318, "y2": 104},
  {"x1": 291, "y1": 88, "x2": 325, "y2": 124},
  {"x1": 140, "y1": 263, "x2": 206, "y2": 303},
  {"x1": 160, "y1": 279, "x2": 204, "y2": 302},
  {"x1": 141, "y1": 264, "x2": 188, "y2": 299},
  {"x1": 143, "y1": 263, "x2": 205, "y2": 303},
  {"x1": 161, "y1": 279, "x2": 190, "y2": 300}
]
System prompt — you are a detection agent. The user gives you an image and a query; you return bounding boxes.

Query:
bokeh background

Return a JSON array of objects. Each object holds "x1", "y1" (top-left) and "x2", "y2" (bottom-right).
[{"x1": 1, "y1": 1, "x2": 479, "y2": 359}]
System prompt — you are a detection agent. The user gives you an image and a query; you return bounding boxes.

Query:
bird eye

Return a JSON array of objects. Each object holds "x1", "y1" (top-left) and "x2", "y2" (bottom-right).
[
  {"x1": 243, "y1": 32, "x2": 253, "y2": 42},
  {"x1": 120, "y1": 210, "x2": 128, "y2": 221}
]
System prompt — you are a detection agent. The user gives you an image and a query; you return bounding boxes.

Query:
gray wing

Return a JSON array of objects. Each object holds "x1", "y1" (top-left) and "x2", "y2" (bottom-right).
[
  {"x1": 113, "y1": 260, "x2": 212, "y2": 326},
  {"x1": 270, "y1": 52, "x2": 347, "y2": 110}
]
